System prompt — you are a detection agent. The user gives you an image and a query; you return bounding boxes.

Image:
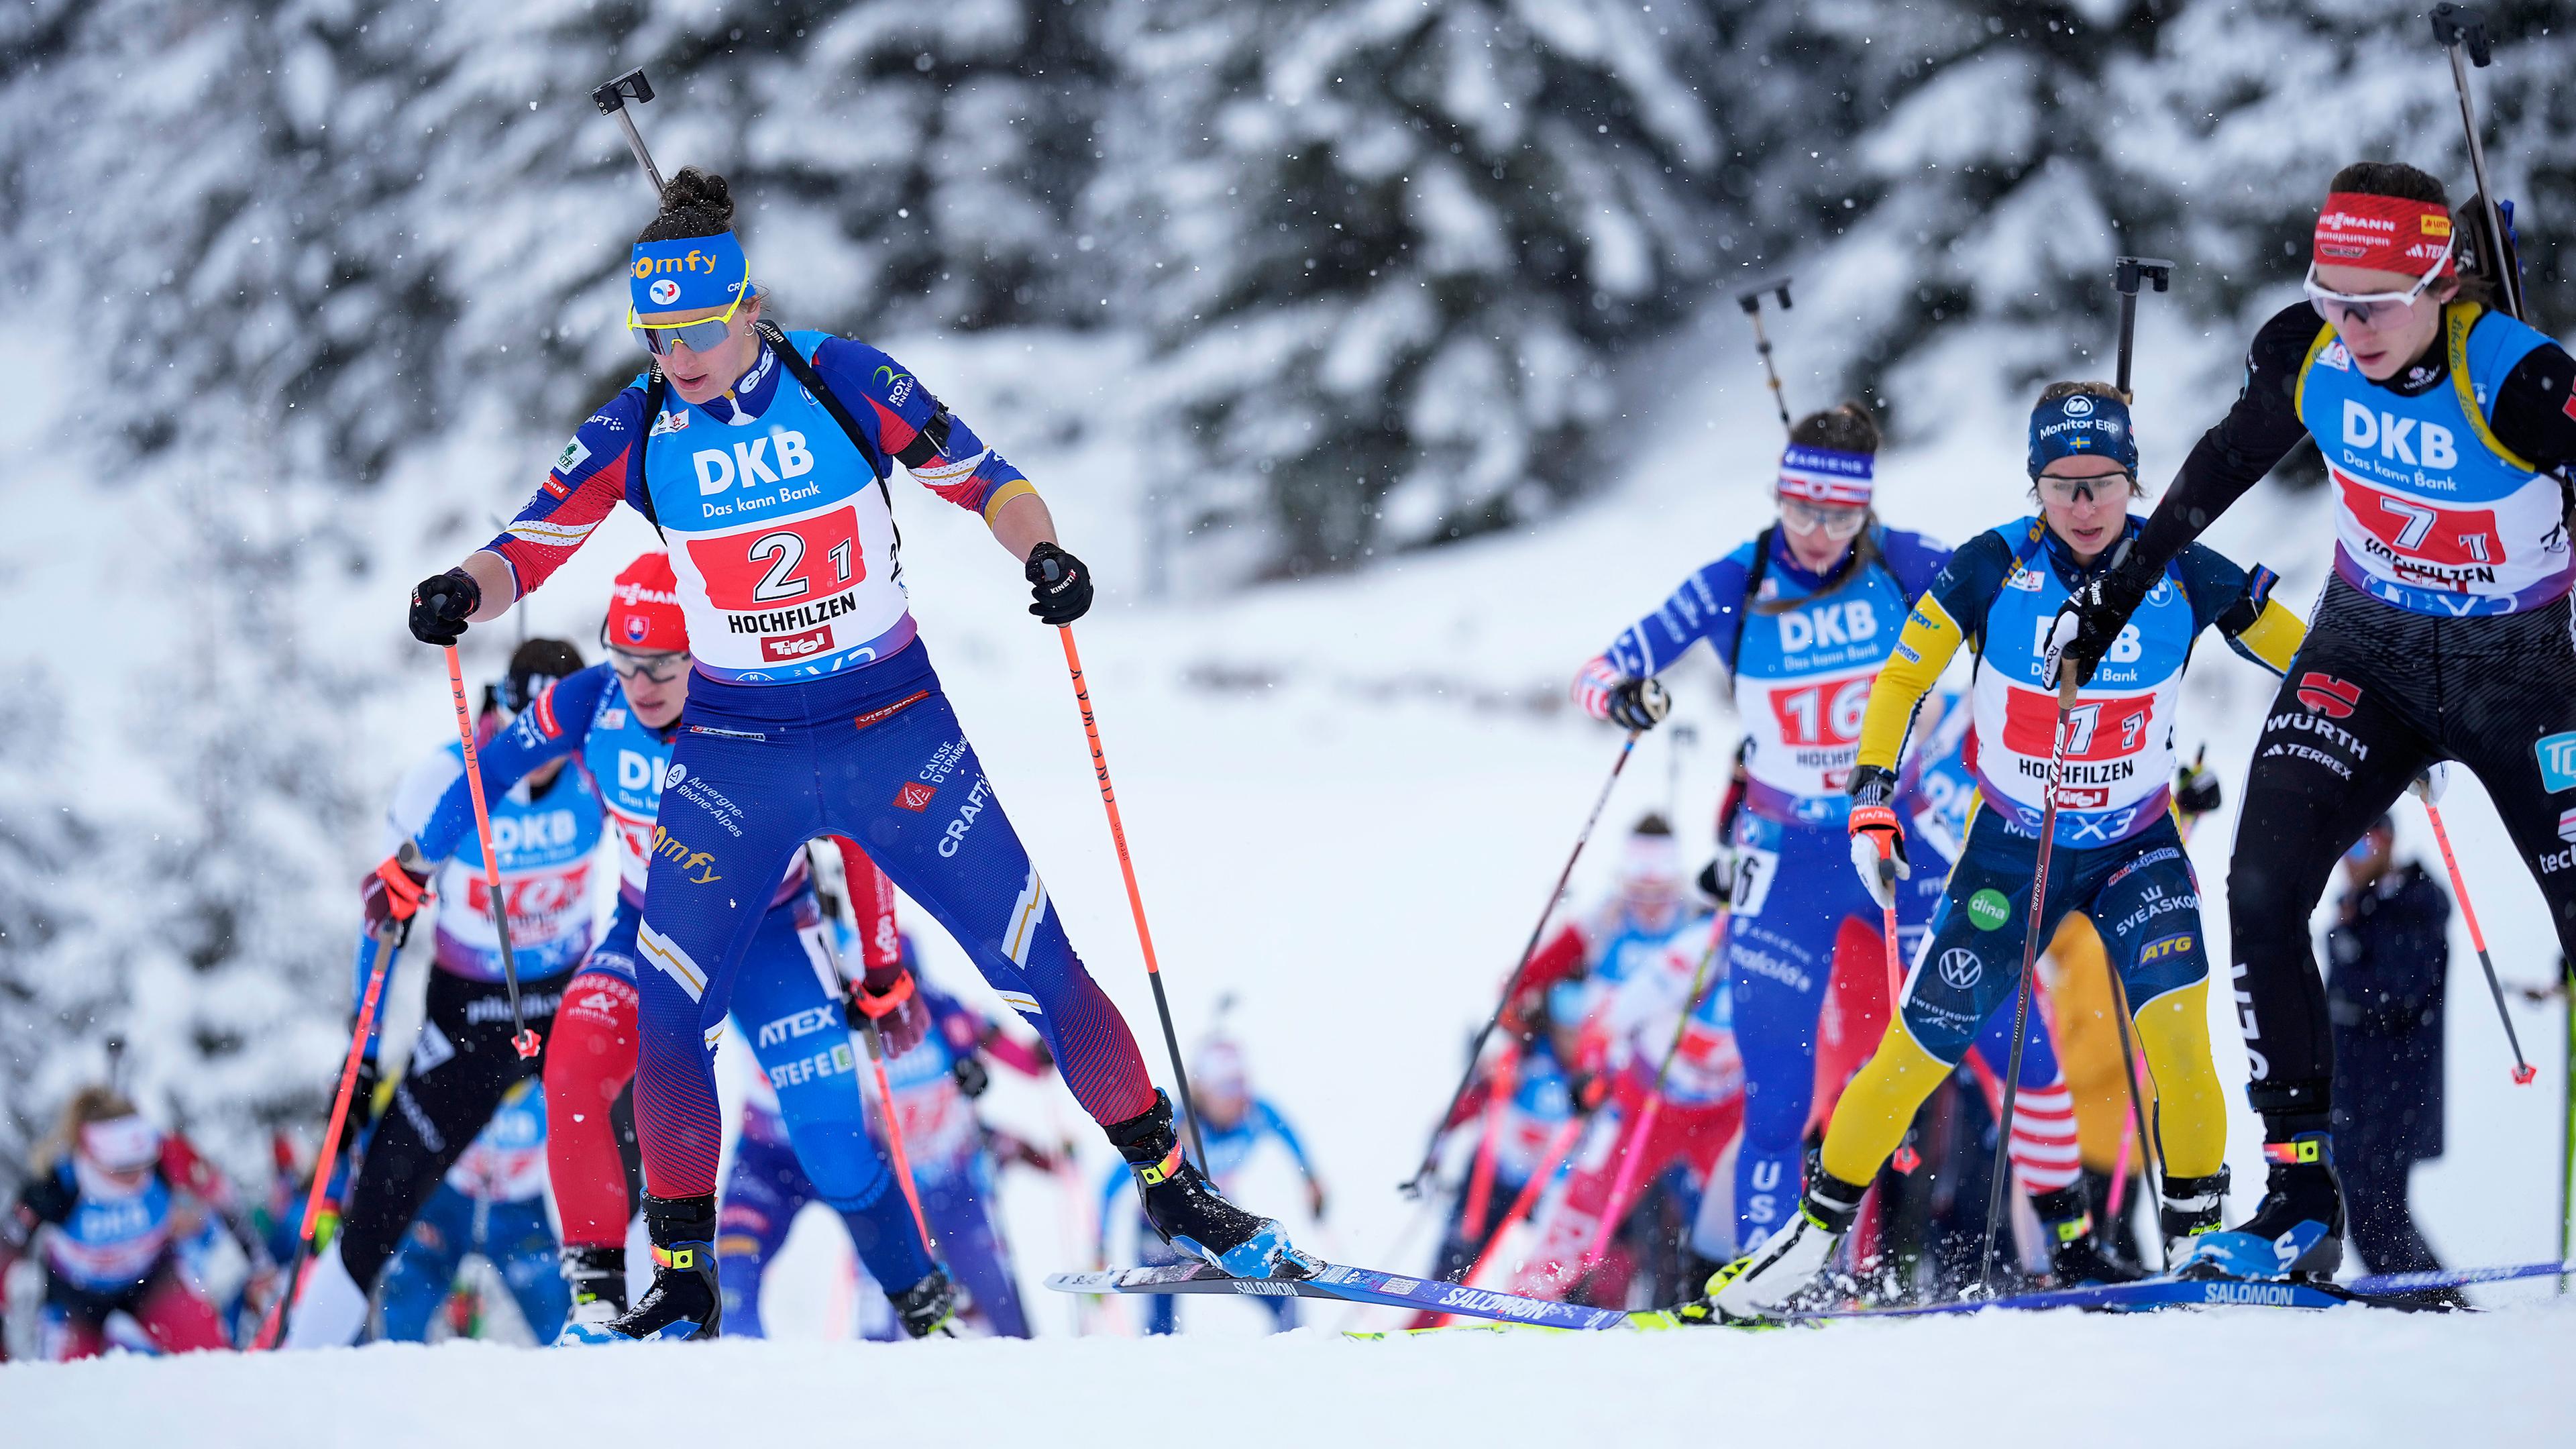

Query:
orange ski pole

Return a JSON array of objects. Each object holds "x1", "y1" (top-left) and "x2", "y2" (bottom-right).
[
  {"x1": 259, "y1": 928, "x2": 398, "y2": 1349},
  {"x1": 444, "y1": 644, "x2": 540, "y2": 1059},
  {"x1": 854, "y1": 978, "x2": 937, "y2": 1252},
  {"x1": 2412, "y1": 775, "x2": 2538, "y2": 1084},
  {"x1": 1058, "y1": 625, "x2": 1207, "y2": 1166}
]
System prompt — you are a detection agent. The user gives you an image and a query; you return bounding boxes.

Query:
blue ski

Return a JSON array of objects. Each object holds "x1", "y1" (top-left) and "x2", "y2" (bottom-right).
[
  {"x1": 1045, "y1": 1261, "x2": 1635, "y2": 1331},
  {"x1": 1798, "y1": 1257, "x2": 2573, "y2": 1320}
]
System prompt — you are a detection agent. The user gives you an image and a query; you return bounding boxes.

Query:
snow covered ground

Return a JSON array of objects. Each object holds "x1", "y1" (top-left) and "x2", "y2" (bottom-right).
[{"x1": 7, "y1": 297, "x2": 2576, "y2": 1438}]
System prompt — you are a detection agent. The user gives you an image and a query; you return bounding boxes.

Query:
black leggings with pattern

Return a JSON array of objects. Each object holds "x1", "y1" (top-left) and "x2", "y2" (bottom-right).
[{"x1": 2227, "y1": 576, "x2": 2576, "y2": 1116}]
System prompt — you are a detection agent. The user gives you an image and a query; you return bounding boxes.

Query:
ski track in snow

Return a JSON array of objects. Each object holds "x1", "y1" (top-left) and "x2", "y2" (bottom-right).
[
  {"x1": 5, "y1": 1302, "x2": 2571, "y2": 1446},
  {"x1": 7, "y1": 310, "x2": 2575, "y2": 1436}
]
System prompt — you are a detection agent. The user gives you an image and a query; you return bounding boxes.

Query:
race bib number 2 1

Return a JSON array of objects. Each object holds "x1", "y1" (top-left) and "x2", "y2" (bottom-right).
[{"x1": 687, "y1": 506, "x2": 863, "y2": 612}]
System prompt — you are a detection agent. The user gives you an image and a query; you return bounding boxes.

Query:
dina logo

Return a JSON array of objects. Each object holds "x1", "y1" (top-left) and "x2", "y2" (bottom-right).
[
  {"x1": 648, "y1": 278, "x2": 682, "y2": 306},
  {"x1": 1938, "y1": 948, "x2": 1981, "y2": 989},
  {"x1": 1966, "y1": 889, "x2": 2011, "y2": 931}
]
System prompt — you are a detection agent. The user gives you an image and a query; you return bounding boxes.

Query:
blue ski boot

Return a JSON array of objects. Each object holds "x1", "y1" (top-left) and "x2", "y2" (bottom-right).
[
  {"x1": 1108, "y1": 1091, "x2": 1319, "y2": 1280},
  {"x1": 2176, "y1": 1132, "x2": 2343, "y2": 1281}
]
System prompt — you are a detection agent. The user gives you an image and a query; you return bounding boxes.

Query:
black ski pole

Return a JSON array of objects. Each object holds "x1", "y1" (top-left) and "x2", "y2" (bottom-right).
[
  {"x1": 2430, "y1": 5, "x2": 2526, "y2": 321},
  {"x1": 1401, "y1": 729, "x2": 1644, "y2": 1197},
  {"x1": 1737, "y1": 281, "x2": 1795, "y2": 435},
  {"x1": 1979, "y1": 674, "x2": 2079, "y2": 1297},
  {"x1": 2100, "y1": 256, "x2": 2175, "y2": 1267},
  {"x1": 2112, "y1": 257, "x2": 2172, "y2": 400},
  {"x1": 592, "y1": 69, "x2": 667, "y2": 202}
]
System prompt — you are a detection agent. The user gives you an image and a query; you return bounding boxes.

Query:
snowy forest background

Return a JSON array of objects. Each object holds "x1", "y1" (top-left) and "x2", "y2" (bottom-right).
[{"x1": 0, "y1": 0, "x2": 2570, "y2": 1181}]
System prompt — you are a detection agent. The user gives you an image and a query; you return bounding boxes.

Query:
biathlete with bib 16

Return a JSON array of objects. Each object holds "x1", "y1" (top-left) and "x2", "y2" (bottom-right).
[
  {"x1": 1701, "y1": 382, "x2": 2308, "y2": 1320},
  {"x1": 2052, "y1": 162, "x2": 2576, "y2": 1281},
  {"x1": 403, "y1": 167, "x2": 1313, "y2": 1340}
]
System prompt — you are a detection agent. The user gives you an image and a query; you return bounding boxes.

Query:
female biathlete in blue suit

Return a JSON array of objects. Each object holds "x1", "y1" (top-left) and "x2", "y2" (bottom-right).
[
  {"x1": 1707, "y1": 383, "x2": 2308, "y2": 1318},
  {"x1": 1575, "y1": 404, "x2": 1953, "y2": 1256},
  {"x1": 406, "y1": 168, "x2": 1307, "y2": 1338}
]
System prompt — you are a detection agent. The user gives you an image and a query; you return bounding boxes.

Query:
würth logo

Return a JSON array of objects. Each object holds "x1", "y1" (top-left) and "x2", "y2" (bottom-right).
[
  {"x1": 2296, "y1": 672, "x2": 2361, "y2": 720},
  {"x1": 894, "y1": 782, "x2": 936, "y2": 813}
]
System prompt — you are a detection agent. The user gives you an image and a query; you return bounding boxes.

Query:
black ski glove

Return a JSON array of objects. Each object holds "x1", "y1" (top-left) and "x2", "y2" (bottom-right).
[
  {"x1": 409, "y1": 568, "x2": 481, "y2": 646},
  {"x1": 337, "y1": 1057, "x2": 384, "y2": 1157},
  {"x1": 1695, "y1": 854, "x2": 1735, "y2": 907},
  {"x1": 2175, "y1": 758, "x2": 2222, "y2": 818},
  {"x1": 1606, "y1": 677, "x2": 1672, "y2": 733},
  {"x1": 951, "y1": 1053, "x2": 992, "y2": 1099},
  {"x1": 1025, "y1": 542, "x2": 1093, "y2": 626},
  {"x1": 2046, "y1": 541, "x2": 2156, "y2": 688}
]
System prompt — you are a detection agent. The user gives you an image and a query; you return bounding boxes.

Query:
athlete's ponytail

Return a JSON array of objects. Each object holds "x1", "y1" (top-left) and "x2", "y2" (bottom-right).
[
  {"x1": 1759, "y1": 402, "x2": 1882, "y2": 614},
  {"x1": 637, "y1": 166, "x2": 737, "y2": 245}
]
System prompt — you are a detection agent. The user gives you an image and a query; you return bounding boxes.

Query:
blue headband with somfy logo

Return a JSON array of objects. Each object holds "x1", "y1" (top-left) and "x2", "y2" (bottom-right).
[{"x1": 629, "y1": 231, "x2": 749, "y2": 317}]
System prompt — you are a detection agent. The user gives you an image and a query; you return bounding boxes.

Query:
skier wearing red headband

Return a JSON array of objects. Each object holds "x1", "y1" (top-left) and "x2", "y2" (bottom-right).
[{"x1": 2053, "y1": 162, "x2": 2576, "y2": 1281}]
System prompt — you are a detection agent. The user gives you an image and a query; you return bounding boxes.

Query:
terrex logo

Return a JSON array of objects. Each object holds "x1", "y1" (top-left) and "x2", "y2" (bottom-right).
[{"x1": 2296, "y1": 673, "x2": 2361, "y2": 719}]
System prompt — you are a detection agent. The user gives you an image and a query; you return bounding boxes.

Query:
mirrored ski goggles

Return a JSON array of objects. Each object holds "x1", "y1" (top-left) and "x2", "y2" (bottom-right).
[
  {"x1": 608, "y1": 648, "x2": 691, "y2": 684},
  {"x1": 628, "y1": 289, "x2": 753, "y2": 356},
  {"x1": 2303, "y1": 253, "x2": 2450, "y2": 328},
  {"x1": 1778, "y1": 496, "x2": 1868, "y2": 541},
  {"x1": 2036, "y1": 470, "x2": 2135, "y2": 503}
]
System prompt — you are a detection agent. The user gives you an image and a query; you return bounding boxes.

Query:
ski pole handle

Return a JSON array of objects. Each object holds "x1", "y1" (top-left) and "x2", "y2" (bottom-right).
[{"x1": 445, "y1": 645, "x2": 540, "y2": 1059}]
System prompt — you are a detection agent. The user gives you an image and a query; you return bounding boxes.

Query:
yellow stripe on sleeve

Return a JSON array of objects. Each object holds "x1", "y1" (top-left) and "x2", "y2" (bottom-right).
[
  {"x1": 1857, "y1": 592, "x2": 1967, "y2": 773},
  {"x1": 979, "y1": 478, "x2": 1040, "y2": 526},
  {"x1": 2231, "y1": 596, "x2": 2306, "y2": 676}
]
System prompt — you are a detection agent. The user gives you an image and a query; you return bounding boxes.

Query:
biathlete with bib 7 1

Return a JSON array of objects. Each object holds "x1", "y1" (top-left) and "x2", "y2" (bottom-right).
[
  {"x1": 2053, "y1": 162, "x2": 2576, "y2": 1281},
  {"x1": 405, "y1": 168, "x2": 1310, "y2": 1340},
  {"x1": 1704, "y1": 382, "x2": 2308, "y2": 1319}
]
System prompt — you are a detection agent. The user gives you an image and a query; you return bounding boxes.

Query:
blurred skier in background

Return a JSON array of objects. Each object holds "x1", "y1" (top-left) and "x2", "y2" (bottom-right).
[
  {"x1": 284, "y1": 638, "x2": 596, "y2": 1348},
  {"x1": 1424, "y1": 987, "x2": 1590, "y2": 1286},
  {"x1": 1100, "y1": 1038, "x2": 1323, "y2": 1334},
  {"x1": 374, "y1": 1078, "x2": 568, "y2": 1342},
  {"x1": 407, "y1": 164, "x2": 1311, "y2": 1338},
  {"x1": 2051, "y1": 160, "x2": 2576, "y2": 1280},
  {"x1": 352, "y1": 555, "x2": 955, "y2": 1343},
  {"x1": 1574, "y1": 404, "x2": 1951, "y2": 1256},
  {"x1": 1707, "y1": 382, "x2": 2305, "y2": 1318},
  {"x1": 1, "y1": 1089, "x2": 250, "y2": 1358},
  {"x1": 720, "y1": 927, "x2": 1058, "y2": 1340}
]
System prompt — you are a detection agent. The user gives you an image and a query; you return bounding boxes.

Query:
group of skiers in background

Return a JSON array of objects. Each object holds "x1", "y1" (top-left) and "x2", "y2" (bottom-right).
[{"x1": 8, "y1": 133, "x2": 2574, "y2": 1354}]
